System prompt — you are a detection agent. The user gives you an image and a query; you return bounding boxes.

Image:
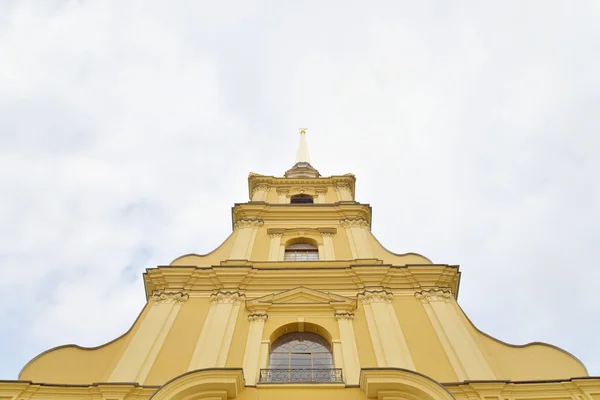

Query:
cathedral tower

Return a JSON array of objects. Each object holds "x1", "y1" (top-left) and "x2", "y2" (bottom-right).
[{"x1": 3, "y1": 132, "x2": 598, "y2": 400}]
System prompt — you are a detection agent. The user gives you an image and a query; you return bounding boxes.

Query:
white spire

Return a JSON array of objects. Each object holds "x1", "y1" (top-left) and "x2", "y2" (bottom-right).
[{"x1": 295, "y1": 129, "x2": 311, "y2": 164}]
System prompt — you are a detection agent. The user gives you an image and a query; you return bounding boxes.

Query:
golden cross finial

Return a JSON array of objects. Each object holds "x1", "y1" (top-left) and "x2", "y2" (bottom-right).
[{"x1": 299, "y1": 128, "x2": 307, "y2": 135}]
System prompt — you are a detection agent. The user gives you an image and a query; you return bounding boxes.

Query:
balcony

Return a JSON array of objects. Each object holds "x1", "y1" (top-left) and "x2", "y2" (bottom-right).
[{"x1": 258, "y1": 368, "x2": 344, "y2": 384}]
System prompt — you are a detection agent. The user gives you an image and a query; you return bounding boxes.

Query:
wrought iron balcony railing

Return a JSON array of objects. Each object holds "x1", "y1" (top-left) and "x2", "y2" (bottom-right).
[{"x1": 259, "y1": 368, "x2": 343, "y2": 384}]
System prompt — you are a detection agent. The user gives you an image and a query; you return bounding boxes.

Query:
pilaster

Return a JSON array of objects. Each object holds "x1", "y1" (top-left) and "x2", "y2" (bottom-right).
[
  {"x1": 267, "y1": 232, "x2": 283, "y2": 261},
  {"x1": 230, "y1": 219, "x2": 263, "y2": 260},
  {"x1": 320, "y1": 231, "x2": 336, "y2": 260},
  {"x1": 188, "y1": 291, "x2": 245, "y2": 370},
  {"x1": 242, "y1": 313, "x2": 268, "y2": 385},
  {"x1": 415, "y1": 288, "x2": 496, "y2": 380},
  {"x1": 315, "y1": 187, "x2": 328, "y2": 203},
  {"x1": 335, "y1": 183, "x2": 353, "y2": 201},
  {"x1": 358, "y1": 290, "x2": 415, "y2": 370},
  {"x1": 334, "y1": 312, "x2": 361, "y2": 385},
  {"x1": 109, "y1": 292, "x2": 188, "y2": 383},
  {"x1": 251, "y1": 184, "x2": 269, "y2": 202},
  {"x1": 340, "y1": 218, "x2": 372, "y2": 259},
  {"x1": 276, "y1": 188, "x2": 289, "y2": 203}
]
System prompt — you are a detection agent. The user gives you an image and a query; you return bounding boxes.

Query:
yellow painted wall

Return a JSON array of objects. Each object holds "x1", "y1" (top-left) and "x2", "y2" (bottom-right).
[
  {"x1": 226, "y1": 307, "x2": 250, "y2": 367},
  {"x1": 392, "y1": 297, "x2": 457, "y2": 382},
  {"x1": 144, "y1": 298, "x2": 212, "y2": 385},
  {"x1": 170, "y1": 232, "x2": 236, "y2": 266},
  {"x1": 249, "y1": 226, "x2": 270, "y2": 260},
  {"x1": 237, "y1": 386, "x2": 366, "y2": 400},
  {"x1": 19, "y1": 303, "x2": 150, "y2": 384},
  {"x1": 353, "y1": 302, "x2": 378, "y2": 368},
  {"x1": 453, "y1": 303, "x2": 587, "y2": 380}
]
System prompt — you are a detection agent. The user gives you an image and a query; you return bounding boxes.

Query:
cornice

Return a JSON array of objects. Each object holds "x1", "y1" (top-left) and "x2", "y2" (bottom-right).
[
  {"x1": 143, "y1": 264, "x2": 461, "y2": 300},
  {"x1": 247, "y1": 173, "x2": 356, "y2": 200},
  {"x1": 231, "y1": 202, "x2": 372, "y2": 227}
]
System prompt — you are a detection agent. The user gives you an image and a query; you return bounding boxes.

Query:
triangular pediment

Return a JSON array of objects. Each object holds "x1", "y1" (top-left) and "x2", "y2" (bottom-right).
[{"x1": 246, "y1": 286, "x2": 356, "y2": 313}]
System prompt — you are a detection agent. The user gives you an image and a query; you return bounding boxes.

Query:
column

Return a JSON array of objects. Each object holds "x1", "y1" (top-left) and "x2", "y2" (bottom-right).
[
  {"x1": 335, "y1": 183, "x2": 353, "y2": 201},
  {"x1": 415, "y1": 289, "x2": 496, "y2": 380},
  {"x1": 276, "y1": 188, "x2": 289, "y2": 203},
  {"x1": 359, "y1": 291, "x2": 415, "y2": 370},
  {"x1": 229, "y1": 219, "x2": 263, "y2": 260},
  {"x1": 268, "y1": 232, "x2": 283, "y2": 261},
  {"x1": 315, "y1": 188, "x2": 327, "y2": 204},
  {"x1": 251, "y1": 185, "x2": 269, "y2": 201},
  {"x1": 188, "y1": 291, "x2": 244, "y2": 370},
  {"x1": 109, "y1": 292, "x2": 188, "y2": 383},
  {"x1": 334, "y1": 312, "x2": 361, "y2": 385},
  {"x1": 242, "y1": 313, "x2": 268, "y2": 385},
  {"x1": 340, "y1": 218, "x2": 372, "y2": 259},
  {"x1": 320, "y1": 232, "x2": 336, "y2": 260}
]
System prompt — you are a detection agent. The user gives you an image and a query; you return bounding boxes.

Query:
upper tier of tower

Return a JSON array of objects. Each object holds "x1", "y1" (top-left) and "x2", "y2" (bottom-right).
[{"x1": 248, "y1": 129, "x2": 356, "y2": 203}]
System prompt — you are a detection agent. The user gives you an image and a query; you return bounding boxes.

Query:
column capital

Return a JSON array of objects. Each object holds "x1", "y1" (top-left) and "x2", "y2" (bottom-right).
[
  {"x1": 358, "y1": 290, "x2": 393, "y2": 304},
  {"x1": 267, "y1": 229, "x2": 285, "y2": 238},
  {"x1": 211, "y1": 290, "x2": 245, "y2": 304},
  {"x1": 415, "y1": 288, "x2": 453, "y2": 304},
  {"x1": 276, "y1": 187, "x2": 290, "y2": 194},
  {"x1": 340, "y1": 218, "x2": 370, "y2": 228},
  {"x1": 234, "y1": 218, "x2": 264, "y2": 230},
  {"x1": 151, "y1": 291, "x2": 189, "y2": 305},
  {"x1": 252, "y1": 184, "x2": 269, "y2": 194},
  {"x1": 334, "y1": 312, "x2": 355, "y2": 320},
  {"x1": 248, "y1": 313, "x2": 268, "y2": 322},
  {"x1": 315, "y1": 187, "x2": 328, "y2": 194}
]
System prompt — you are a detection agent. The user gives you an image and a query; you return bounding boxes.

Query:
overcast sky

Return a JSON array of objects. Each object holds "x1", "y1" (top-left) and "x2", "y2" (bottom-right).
[{"x1": 1, "y1": 0, "x2": 599, "y2": 379}]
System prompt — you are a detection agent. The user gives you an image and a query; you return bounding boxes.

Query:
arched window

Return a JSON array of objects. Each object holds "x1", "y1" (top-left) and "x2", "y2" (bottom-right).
[
  {"x1": 265, "y1": 332, "x2": 335, "y2": 382},
  {"x1": 290, "y1": 194, "x2": 314, "y2": 204},
  {"x1": 284, "y1": 242, "x2": 319, "y2": 261}
]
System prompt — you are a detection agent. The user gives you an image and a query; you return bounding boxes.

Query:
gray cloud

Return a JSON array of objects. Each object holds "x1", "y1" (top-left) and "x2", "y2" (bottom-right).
[{"x1": 1, "y1": 0, "x2": 599, "y2": 378}]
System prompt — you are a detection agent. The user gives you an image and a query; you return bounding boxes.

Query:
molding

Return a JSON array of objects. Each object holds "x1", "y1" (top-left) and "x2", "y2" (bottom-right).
[
  {"x1": 248, "y1": 313, "x2": 268, "y2": 322},
  {"x1": 150, "y1": 368, "x2": 244, "y2": 400},
  {"x1": 340, "y1": 218, "x2": 370, "y2": 228},
  {"x1": 233, "y1": 219, "x2": 264, "y2": 230},
  {"x1": 358, "y1": 290, "x2": 394, "y2": 304},
  {"x1": 415, "y1": 288, "x2": 453, "y2": 304},
  {"x1": 151, "y1": 292, "x2": 189, "y2": 305},
  {"x1": 144, "y1": 265, "x2": 461, "y2": 299},
  {"x1": 360, "y1": 368, "x2": 455, "y2": 400},
  {"x1": 334, "y1": 312, "x2": 356, "y2": 320},
  {"x1": 211, "y1": 291, "x2": 245, "y2": 304},
  {"x1": 246, "y1": 286, "x2": 356, "y2": 314}
]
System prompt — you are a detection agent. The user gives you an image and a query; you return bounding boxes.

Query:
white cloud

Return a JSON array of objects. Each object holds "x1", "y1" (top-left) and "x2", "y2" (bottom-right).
[{"x1": 1, "y1": 0, "x2": 599, "y2": 378}]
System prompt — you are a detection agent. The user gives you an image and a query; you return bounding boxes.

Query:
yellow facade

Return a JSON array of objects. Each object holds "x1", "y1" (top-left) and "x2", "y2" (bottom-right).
[{"x1": 3, "y1": 133, "x2": 598, "y2": 400}]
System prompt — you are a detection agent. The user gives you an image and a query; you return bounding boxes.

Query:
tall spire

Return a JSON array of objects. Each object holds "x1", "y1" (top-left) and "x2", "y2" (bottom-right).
[
  {"x1": 285, "y1": 128, "x2": 320, "y2": 178},
  {"x1": 295, "y1": 129, "x2": 311, "y2": 164}
]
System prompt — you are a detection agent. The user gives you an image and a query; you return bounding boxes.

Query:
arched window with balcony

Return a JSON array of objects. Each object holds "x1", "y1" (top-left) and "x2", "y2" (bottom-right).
[
  {"x1": 284, "y1": 242, "x2": 319, "y2": 261},
  {"x1": 261, "y1": 332, "x2": 341, "y2": 383}
]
